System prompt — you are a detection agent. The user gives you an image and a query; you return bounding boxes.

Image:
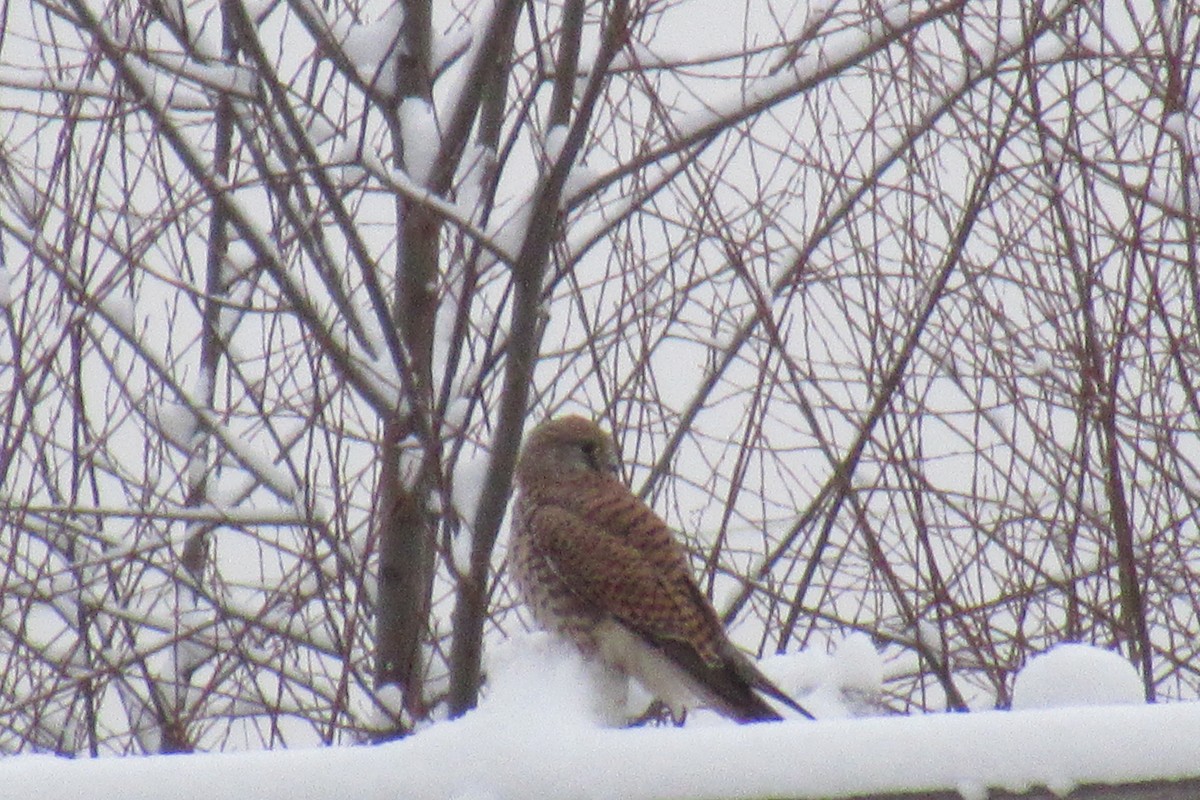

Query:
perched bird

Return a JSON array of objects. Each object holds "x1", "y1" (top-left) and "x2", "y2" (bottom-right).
[{"x1": 509, "y1": 414, "x2": 812, "y2": 723}]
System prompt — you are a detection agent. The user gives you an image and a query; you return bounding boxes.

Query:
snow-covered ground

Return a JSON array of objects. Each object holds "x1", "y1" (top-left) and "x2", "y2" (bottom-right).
[{"x1": 3, "y1": 641, "x2": 1198, "y2": 800}]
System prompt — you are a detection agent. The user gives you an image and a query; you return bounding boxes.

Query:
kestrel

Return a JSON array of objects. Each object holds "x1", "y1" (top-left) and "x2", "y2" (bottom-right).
[{"x1": 509, "y1": 414, "x2": 812, "y2": 723}]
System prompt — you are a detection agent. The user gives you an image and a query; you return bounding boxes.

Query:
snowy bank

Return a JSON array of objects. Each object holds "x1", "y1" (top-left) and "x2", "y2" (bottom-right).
[{"x1": 3, "y1": 701, "x2": 1200, "y2": 800}]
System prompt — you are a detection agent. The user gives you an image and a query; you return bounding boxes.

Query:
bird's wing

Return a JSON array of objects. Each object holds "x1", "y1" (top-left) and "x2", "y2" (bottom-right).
[
  {"x1": 525, "y1": 503, "x2": 804, "y2": 721},
  {"x1": 524, "y1": 503, "x2": 708, "y2": 645}
]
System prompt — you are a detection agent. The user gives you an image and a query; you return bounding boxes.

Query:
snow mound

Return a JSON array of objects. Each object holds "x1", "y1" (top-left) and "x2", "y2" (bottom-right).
[
  {"x1": 478, "y1": 632, "x2": 625, "y2": 728},
  {"x1": 1012, "y1": 643, "x2": 1144, "y2": 710},
  {"x1": 759, "y1": 632, "x2": 883, "y2": 719}
]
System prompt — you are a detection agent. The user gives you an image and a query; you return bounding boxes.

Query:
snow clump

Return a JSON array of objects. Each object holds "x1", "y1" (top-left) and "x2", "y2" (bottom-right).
[{"x1": 1012, "y1": 643, "x2": 1144, "y2": 710}]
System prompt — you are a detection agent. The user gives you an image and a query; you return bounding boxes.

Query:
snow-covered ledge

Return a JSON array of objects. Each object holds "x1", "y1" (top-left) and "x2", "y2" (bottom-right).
[
  {"x1": 4, "y1": 641, "x2": 1197, "y2": 799},
  {"x1": 2, "y1": 701, "x2": 1198, "y2": 800}
]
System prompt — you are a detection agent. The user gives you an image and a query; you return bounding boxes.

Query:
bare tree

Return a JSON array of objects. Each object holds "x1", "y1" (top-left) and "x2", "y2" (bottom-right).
[{"x1": 0, "y1": 0, "x2": 1197, "y2": 753}]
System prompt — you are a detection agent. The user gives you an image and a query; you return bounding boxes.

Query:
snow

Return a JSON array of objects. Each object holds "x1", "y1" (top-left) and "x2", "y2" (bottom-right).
[
  {"x1": 122, "y1": 57, "x2": 209, "y2": 113},
  {"x1": 972, "y1": 37, "x2": 996, "y2": 68},
  {"x1": 3, "y1": 634, "x2": 1196, "y2": 799},
  {"x1": 20, "y1": 602, "x2": 74, "y2": 664},
  {"x1": 172, "y1": 607, "x2": 213, "y2": 681},
  {"x1": 451, "y1": 450, "x2": 490, "y2": 523},
  {"x1": 562, "y1": 163, "x2": 598, "y2": 205},
  {"x1": 879, "y1": 0, "x2": 914, "y2": 29},
  {"x1": 154, "y1": 400, "x2": 199, "y2": 447},
  {"x1": 544, "y1": 124, "x2": 568, "y2": 164},
  {"x1": 222, "y1": 241, "x2": 257, "y2": 278},
  {"x1": 678, "y1": 60, "x2": 819, "y2": 139},
  {"x1": 303, "y1": 114, "x2": 339, "y2": 149},
  {"x1": 808, "y1": 0, "x2": 835, "y2": 18},
  {"x1": 1021, "y1": 349, "x2": 1055, "y2": 378},
  {"x1": 197, "y1": 409, "x2": 301, "y2": 503},
  {"x1": 399, "y1": 96, "x2": 439, "y2": 185},
  {"x1": 1163, "y1": 111, "x2": 1198, "y2": 156},
  {"x1": 332, "y1": 2, "x2": 406, "y2": 82},
  {"x1": 454, "y1": 143, "x2": 494, "y2": 219},
  {"x1": 1164, "y1": 111, "x2": 1188, "y2": 140},
  {"x1": 240, "y1": 0, "x2": 273, "y2": 20},
  {"x1": 100, "y1": 293, "x2": 136, "y2": 335},
  {"x1": 217, "y1": 305, "x2": 242, "y2": 339},
  {"x1": 375, "y1": 684, "x2": 405, "y2": 717},
  {"x1": 146, "y1": 52, "x2": 256, "y2": 97},
  {"x1": 479, "y1": 634, "x2": 628, "y2": 728},
  {"x1": 756, "y1": 632, "x2": 883, "y2": 719},
  {"x1": 366, "y1": 162, "x2": 496, "y2": 263},
  {"x1": 831, "y1": 631, "x2": 885, "y2": 694},
  {"x1": 1033, "y1": 29, "x2": 1069, "y2": 63},
  {"x1": 487, "y1": 199, "x2": 532, "y2": 260},
  {"x1": 916, "y1": 618, "x2": 943, "y2": 654},
  {"x1": 431, "y1": 23, "x2": 473, "y2": 77},
  {"x1": 443, "y1": 396, "x2": 471, "y2": 432},
  {"x1": 3, "y1": 688, "x2": 1198, "y2": 798},
  {"x1": 609, "y1": 41, "x2": 668, "y2": 71},
  {"x1": 1012, "y1": 643, "x2": 1144, "y2": 711}
]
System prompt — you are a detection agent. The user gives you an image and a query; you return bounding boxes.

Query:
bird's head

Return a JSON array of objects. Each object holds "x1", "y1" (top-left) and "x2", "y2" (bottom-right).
[{"x1": 515, "y1": 415, "x2": 619, "y2": 488}]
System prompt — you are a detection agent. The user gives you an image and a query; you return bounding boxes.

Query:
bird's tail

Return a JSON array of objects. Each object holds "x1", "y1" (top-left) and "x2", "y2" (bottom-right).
[{"x1": 725, "y1": 644, "x2": 815, "y2": 722}]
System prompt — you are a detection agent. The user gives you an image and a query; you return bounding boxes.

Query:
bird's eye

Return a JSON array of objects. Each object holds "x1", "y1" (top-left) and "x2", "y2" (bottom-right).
[
  {"x1": 580, "y1": 442, "x2": 597, "y2": 467},
  {"x1": 580, "y1": 441, "x2": 605, "y2": 473}
]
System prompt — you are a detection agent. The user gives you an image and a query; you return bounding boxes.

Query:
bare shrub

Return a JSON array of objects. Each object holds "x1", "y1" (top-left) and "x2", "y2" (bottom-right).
[{"x1": 0, "y1": 0, "x2": 1197, "y2": 752}]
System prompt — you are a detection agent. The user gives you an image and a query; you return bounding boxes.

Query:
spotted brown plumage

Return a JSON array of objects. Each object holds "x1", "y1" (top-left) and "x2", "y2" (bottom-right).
[{"x1": 509, "y1": 414, "x2": 812, "y2": 723}]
